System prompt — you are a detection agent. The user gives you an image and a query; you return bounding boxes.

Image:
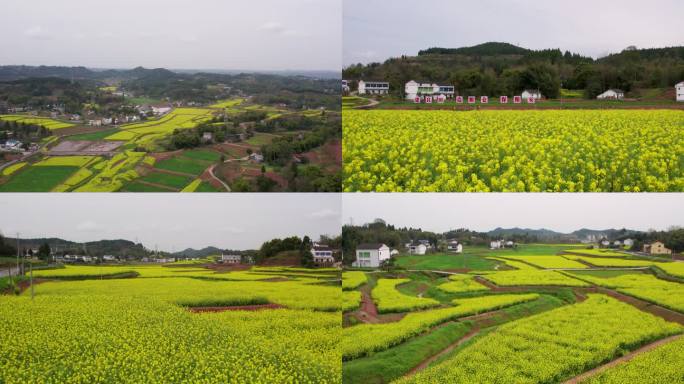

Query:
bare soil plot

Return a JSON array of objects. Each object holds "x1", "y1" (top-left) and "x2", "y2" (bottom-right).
[
  {"x1": 187, "y1": 303, "x2": 285, "y2": 313},
  {"x1": 49, "y1": 140, "x2": 124, "y2": 155}
]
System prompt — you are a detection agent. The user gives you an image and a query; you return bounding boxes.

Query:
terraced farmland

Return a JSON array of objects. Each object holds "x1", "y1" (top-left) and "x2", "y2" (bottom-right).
[
  {"x1": 105, "y1": 108, "x2": 214, "y2": 149},
  {"x1": 0, "y1": 115, "x2": 75, "y2": 130},
  {"x1": 343, "y1": 247, "x2": 684, "y2": 384}
]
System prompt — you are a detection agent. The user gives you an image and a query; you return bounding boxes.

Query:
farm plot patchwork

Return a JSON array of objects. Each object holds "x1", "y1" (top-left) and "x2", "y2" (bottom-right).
[
  {"x1": 138, "y1": 172, "x2": 194, "y2": 190},
  {"x1": 343, "y1": 293, "x2": 540, "y2": 360},
  {"x1": 154, "y1": 149, "x2": 221, "y2": 176},
  {"x1": 0, "y1": 114, "x2": 75, "y2": 130},
  {"x1": 73, "y1": 151, "x2": 146, "y2": 192},
  {"x1": 342, "y1": 271, "x2": 368, "y2": 290},
  {"x1": 0, "y1": 165, "x2": 80, "y2": 192},
  {"x1": 437, "y1": 274, "x2": 489, "y2": 293},
  {"x1": 105, "y1": 108, "x2": 214, "y2": 148},
  {"x1": 563, "y1": 255, "x2": 660, "y2": 267},
  {"x1": 564, "y1": 248, "x2": 631, "y2": 257},
  {"x1": 482, "y1": 270, "x2": 591, "y2": 287},
  {"x1": 372, "y1": 279, "x2": 440, "y2": 313},
  {"x1": 343, "y1": 291, "x2": 363, "y2": 312},
  {"x1": 397, "y1": 295, "x2": 683, "y2": 384},
  {"x1": 343, "y1": 110, "x2": 684, "y2": 192},
  {"x1": 499, "y1": 255, "x2": 589, "y2": 269},
  {"x1": 582, "y1": 335, "x2": 684, "y2": 384},
  {"x1": 487, "y1": 256, "x2": 539, "y2": 270},
  {"x1": 565, "y1": 273, "x2": 684, "y2": 312}
]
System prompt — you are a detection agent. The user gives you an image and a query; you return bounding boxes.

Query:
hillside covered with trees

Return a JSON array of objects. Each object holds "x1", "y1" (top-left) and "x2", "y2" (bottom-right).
[{"x1": 343, "y1": 42, "x2": 684, "y2": 99}]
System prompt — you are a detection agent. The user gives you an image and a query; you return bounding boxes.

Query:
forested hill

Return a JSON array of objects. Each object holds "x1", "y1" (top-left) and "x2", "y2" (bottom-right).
[
  {"x1": 343, "y1": 42, "x2": 684, "y2": 99},
  {"x1": 0, "y1": 237, "x2": 152, "y2": 258},
  {"x1": 418, "y1": 42, "x2": 532, "y2": 56}
]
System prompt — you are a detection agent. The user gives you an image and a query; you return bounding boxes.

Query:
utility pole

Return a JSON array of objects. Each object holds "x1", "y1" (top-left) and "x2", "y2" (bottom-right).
[
  {"x1": 15, "y1": 232, "x2": 20, "y2": 277},
  {"x1": 29, "y1": 256, "x2": 34, "y2": 299}
]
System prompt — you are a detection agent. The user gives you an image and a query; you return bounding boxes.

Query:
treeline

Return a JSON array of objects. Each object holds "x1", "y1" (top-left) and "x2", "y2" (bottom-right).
[
  {"x1": 343, "y1": 43, "x2": 684, "y2": 99},
  {"x1": 260, "y1": 114, "x2": 341, "y2": 166},
  {"x1": 0, "y1": 120, "x2": 52, "y2": 143},
  {"x1": 257, "y1": 234, "x2": 342, "y2": 267},
  {"x1": 0, "y1": 235, "x2": 17, "y2": 257},
  {"x1": 0, "y1": 77, "x2": 94, "y2": 113},
  {"x1": 257, "y1": 236, "x2": 311, "y2": 267},
  {"x1": 622, "y1": 228, "x2": 684, "y2": 253}
]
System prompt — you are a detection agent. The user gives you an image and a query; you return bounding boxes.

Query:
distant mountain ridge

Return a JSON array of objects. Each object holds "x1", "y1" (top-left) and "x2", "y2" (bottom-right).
[
  {"x1": 172, "y1": 246, "x2": 223, "y2": 258},
  {"x1": 0, "y1": 65, "x2": 339, "y2": 82},
  {"x1": 487, "y1": 227, "x2": 640, "y2": 240}
]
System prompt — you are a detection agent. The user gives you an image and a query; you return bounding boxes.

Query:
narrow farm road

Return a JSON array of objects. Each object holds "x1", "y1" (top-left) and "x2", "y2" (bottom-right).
[
  {"x1": 404, "y1": 327, "x2": 481, "y2": 377},
  {"x1": 562, "y1": 334, "x2": 684, "y2": 384},
  {"x1": 357, "y1": 288, "x2": 379, "y2": 323},
  {"x1": 353, "y1": 98, "x2": 379, "y2": 109},
  {"x1": 208, "y1": 164, "x2": 231, "y2": 192}
]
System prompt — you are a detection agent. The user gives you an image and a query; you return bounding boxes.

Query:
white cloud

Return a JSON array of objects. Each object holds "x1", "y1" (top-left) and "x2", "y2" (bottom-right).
[
  {"x1": 179, "y1": 34, "x2": 198, "y2": 43},
  {"x1": 24, "y1": 26, "x2": 50, "y2": 40},
  {"x1": 309, "y1": 208, "x2": 340, "y2": 219},
  {"x1": 76, "y1": 220, "x2": 100, "y2": 232},
  {"x1": 257, "y1": 21, "x2": 302, "y2": 37},
  {"x1": 218, "y1": 226, "x2": 246, "y2": 234}
]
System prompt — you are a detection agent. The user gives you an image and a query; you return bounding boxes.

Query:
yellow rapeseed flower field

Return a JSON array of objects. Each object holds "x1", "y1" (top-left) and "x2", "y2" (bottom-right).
[
  {"x1": 343, "y1": 110, "x2": 684, "y2": 192},
  {"x1": 0, "y1": 273, "x2": 341, "y2": 383}
]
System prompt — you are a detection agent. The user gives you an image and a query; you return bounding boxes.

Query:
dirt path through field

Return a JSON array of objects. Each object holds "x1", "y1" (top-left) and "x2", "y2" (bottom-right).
[
  {"x1": 590, "y1": 287, "x2": 684, "y2": 325},
  {"x1": 404, "y1": 327, "x2": 481, "y2": 377},
  {"x1": 562, "y1": 334, "x2": 684, "y2": 384},
  {"x1": 473, "y1": 276, "x2": 684, "y2": 324},
  {"x1": 208, "y1": 164, "x2": 231, "y2": 192},
  {"x1": 357, "y1": 287, "x2": 379, "y2": 323}
]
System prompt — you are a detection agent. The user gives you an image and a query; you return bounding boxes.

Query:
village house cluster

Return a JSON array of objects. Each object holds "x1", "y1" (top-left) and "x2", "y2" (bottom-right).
[{"x1": 343, "y1": 79, "x2": 684, "y2": 102}]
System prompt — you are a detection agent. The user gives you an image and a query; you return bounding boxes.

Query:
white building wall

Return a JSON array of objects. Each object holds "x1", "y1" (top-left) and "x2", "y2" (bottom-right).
[{"x1": 676, "y1": 83, "x2": 684, "y2": 102}]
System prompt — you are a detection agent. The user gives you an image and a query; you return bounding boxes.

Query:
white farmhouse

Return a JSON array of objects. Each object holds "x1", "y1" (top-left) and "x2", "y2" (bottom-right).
[
  {"x1": 221, "y1": 254, "x2": 242, "y2": 264},
  {"x1": 623, "y1": 238, "x2": 634, "y2": 248},
  {"x1": 676, "y1": 82, "x2": 684, "y2": 102},
  {"x1": 446, "y1": 240, "x2": 463, "y2": 253},
  {"x1": 408, "y1": 242, "x2": 428, "y2": 255},
  {"x1": 342, "y1": 80, "x2": 350, "y2": 93},
  {"x1": 311, "y1": 244, "x2": 335, "y2": 265},
  {"x1": 358, "y1": 80, "x2": 389, "y2": 95},
  {"x1": 353, "y1": 243, "x2": 390, "y2": 268},
  {"x1": 521, "y1": 89, "x2": 542, "y2": 100},
  {"x1": 405, "y1": 80, "x2": 455, "y2": 100},
  {"x1": 490, "y1": 240, "x2": 505, "y2": 250},
  {"x1": 596, "y1": 89, "x2": 625, "y2": 100},
  {"x1": 152, "y1": 106, "x2": 172, "y2": 115}
]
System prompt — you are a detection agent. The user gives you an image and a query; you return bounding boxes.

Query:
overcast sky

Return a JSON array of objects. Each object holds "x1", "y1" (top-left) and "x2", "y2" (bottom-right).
[
  {"x1": 344, "y1": 0, "x2": 684, "y2": 66},
  {"x1": 0, "y1": 194, "x2": 341, "y2": 251},
  {"x1": 0, "y1": 0, "x2": 341, "y2": 70},
  {"x1": 343, "y1": 194, "x2": 683, "y2": 233}
]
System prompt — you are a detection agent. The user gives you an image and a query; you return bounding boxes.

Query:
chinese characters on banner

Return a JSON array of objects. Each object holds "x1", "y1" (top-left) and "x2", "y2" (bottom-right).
[{"x1": 412, "y1": 95, "x2": 536, "y2": 104}]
